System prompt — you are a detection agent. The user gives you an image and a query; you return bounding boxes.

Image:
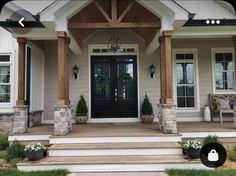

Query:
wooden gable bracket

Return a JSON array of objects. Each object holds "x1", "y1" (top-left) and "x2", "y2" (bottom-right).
[{"x1": 68, "y1": 0, "x2": 161, "y2": 29}]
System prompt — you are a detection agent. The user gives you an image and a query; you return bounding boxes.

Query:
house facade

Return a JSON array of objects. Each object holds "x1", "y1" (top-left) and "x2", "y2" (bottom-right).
[{"x1": 0, "y1": 0, "x2": 236, "y2": 135}]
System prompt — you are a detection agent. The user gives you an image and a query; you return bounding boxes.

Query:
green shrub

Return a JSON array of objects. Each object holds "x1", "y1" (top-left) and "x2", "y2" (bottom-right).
[
  {"x1": 9, "y1": 158, "x2": 22, "y2": 168},
  {"x1": 229, "y1": 145, "x2": 236, "y2": 162},
  {"x1": 5, "y1": 141, "x2": 25, "y2": 162},
  {"x1": 0, "y1": 135, "x2": 9, "y2": 150},
  {"x1": 203, "y1": 134, "x2": 221, "y2": 146},
  {"x1": 76, "y1": 95, "x2": 88, "y2": 116},
  {"x1": 141, "y1": 95, "x2": 153, "y2": 115}
]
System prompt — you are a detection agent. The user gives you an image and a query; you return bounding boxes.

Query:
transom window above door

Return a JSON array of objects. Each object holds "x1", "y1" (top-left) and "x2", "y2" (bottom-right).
[
  {"x1": 173, "y1": 50, "x2": 199, "y2": 110},
  {"x1": 212, "y1": 48, "x2": 235, "y2": 92}
]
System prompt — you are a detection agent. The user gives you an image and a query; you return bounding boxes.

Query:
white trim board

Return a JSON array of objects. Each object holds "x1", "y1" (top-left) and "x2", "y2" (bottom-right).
[
  {"x1": 180, "y1": 132, "x2": 236, "y2": 138},
  {"x1": 8, "y1": 135, "x2": 51, "y2": 142}
]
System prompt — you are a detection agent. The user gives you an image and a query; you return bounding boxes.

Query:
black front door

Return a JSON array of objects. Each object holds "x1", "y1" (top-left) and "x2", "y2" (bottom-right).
[{"x1": 91, "y1": 55, "x2": 137, "y2": 118}]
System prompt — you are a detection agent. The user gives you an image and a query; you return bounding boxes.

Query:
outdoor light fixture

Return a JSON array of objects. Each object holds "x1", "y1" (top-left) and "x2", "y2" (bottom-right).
[
  {"x1": 72, "y1": 65, "x2": 79, "y2": 79},
  {"x1": 149, "y1": 64, "x2": 156, "y2": 79},
  {"x1": 107, "y1": 31, "x2": 121, "y2": 52}
]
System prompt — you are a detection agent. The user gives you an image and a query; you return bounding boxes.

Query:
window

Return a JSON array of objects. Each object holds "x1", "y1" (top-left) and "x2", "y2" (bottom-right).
[
  {"x1": 212, "y1": 49, "x2": 235, "y2": 92},
  {"x1": 174, "y1": 50, "x2": 198, "y2": 109},
  {"x1": 0, "y1": 55, "x2": 11, "y2": 103}
]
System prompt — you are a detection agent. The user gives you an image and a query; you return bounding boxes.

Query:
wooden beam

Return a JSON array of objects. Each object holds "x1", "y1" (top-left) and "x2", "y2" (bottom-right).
[
  {"x1": 16, "y1": 38, "x2": 27, "y2": 106},
  {"x1": 57, "y1": 32, "x2": 70, "y2": 105},
  {"x1": 94, "y1": 1, "x2": 112, "y2": 22},
  {"x1": 159, "y1": 30, "x2": 173, "y2": 104},
  {"x1": 111, "y1": 0, "x2": 117, "y2": 21},
  {"x1": 118, "y1": 2, "x2": 134, "y2": 22},
  {"x1": 68, "y1": 22, "x2": 161, "y2": 29}
]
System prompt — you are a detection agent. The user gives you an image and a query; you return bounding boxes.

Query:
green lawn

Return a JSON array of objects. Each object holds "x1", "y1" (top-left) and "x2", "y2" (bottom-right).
[
  {"x1": 0, "y1": 169, "x2": 68, "y2": 176},
  {"x1": 167, "y1": 169, "x2": 236, "y2": 176}
]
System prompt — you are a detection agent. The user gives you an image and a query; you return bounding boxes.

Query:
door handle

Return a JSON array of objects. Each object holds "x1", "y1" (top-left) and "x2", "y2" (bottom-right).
[{"x1": 115, "y1": 89, "x2": 118, "y2": 101}]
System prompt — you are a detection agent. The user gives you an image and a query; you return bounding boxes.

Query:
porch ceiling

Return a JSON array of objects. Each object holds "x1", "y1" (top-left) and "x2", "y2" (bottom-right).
[{"x1": 68, "y1": 0, "x2": 161, "y2": 46}]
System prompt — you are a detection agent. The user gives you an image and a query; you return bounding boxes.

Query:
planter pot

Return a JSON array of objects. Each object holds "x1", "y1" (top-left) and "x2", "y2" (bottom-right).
[
  {"x1": 75, "y1": 115, "x2": 88, "y2": 124},
  {"x1": 187, "y1": 148, "x2": 201, "y2": 159},
  {"x1": 26, "y1": 151, "x2": 43, "y2": 161},
  {"x1": 141, "y1": 114, "x2": 154, "y2": 123}
]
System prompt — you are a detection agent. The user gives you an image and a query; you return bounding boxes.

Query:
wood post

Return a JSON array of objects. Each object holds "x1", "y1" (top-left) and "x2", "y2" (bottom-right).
[
  {"x1": 159, "y1": 31, "x2": 173, "y2": 104},
  {"x1": 233, "y1": 36, "x2": 236, "y2": 82},
  {"x1": 57, "y1": 32, "x2": 70, "y2": 105},
  {"x1": 16, "y1": 38, "x2": 27, "y2": 105}
]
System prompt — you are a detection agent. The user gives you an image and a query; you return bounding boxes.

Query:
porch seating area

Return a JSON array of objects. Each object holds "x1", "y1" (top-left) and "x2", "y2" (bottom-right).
[{"x1": 209, "y1": 94, "x2": 236, "y2": 123}]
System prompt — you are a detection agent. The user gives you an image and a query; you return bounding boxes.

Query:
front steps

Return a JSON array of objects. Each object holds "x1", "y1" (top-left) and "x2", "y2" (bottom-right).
[
  {"x1": 17, "y1": 135, "x2": 208, "y2": 172},
  {"x1": 48, "y1": 142, "x2": 182, "y2": 156}
]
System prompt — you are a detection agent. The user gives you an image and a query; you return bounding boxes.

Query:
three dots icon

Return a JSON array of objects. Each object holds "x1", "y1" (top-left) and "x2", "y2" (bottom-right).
[{"x1": 206, "y1": 19, "x2": 220, "y2": 25}]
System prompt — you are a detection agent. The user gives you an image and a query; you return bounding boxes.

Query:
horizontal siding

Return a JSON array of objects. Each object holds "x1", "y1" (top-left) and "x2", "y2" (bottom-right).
[
  {"x1": 172, "y1": 39, "x2": 234, "y2": 121},
  {"x1": 44, "y1": 34, "x2": 234, "y2": 122}
]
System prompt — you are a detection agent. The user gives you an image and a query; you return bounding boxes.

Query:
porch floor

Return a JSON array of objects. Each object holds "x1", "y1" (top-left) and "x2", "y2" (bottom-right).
[{"x1": 23, "y1": 122, "x2": 235, "y2": 136}]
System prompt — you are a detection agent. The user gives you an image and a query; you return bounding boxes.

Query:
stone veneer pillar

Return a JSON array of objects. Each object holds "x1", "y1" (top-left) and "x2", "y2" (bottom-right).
[
  {"x1": 158, "y1": 104, "x2": 177, "y2": 134},
  {"x1": 13, "y1": 106, "x2": 28, "y2": 134},
  {"x1": 54, "y1": 105, "x2": 73, "y2": 136}
]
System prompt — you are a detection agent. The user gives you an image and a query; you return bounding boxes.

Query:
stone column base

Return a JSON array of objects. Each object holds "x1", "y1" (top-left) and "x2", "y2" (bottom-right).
[
  {"x1": 13, "y1": 106, "x2": 28, "y2": 134},
  {"x1": 158, "y1": 104, "x2": 177, "y2": 134},
  {"x1": 54, "y1": 105, "x2": 73, "y2": 136}
]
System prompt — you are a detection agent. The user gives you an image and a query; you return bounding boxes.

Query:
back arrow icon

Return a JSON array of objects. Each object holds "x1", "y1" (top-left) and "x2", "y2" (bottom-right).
[{"x1": 19, "y1": 17, "x2": 24, "y2": 27}]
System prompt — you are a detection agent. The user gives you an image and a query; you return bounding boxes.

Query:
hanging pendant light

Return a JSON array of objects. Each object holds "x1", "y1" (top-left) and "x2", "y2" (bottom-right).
[{"x1": 107, "y1": 30, "x2": 121, "y2": 52}]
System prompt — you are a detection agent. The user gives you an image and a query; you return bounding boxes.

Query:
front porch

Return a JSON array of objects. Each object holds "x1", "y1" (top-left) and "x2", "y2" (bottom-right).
[
  {"x1": 11, "y1": 122, "x2": 236, "y2": 172},
  {"x1": 10, "y1": 122, "x2": 236, "y2": 139}
]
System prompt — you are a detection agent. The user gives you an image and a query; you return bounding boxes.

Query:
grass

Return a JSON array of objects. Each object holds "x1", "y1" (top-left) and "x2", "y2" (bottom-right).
[
  {"x1": 167, "y1": 169, "x2": 236, "y2": 176},
  {"x1": 0, "y1": 169, "x2": 68, "y2": 176}
]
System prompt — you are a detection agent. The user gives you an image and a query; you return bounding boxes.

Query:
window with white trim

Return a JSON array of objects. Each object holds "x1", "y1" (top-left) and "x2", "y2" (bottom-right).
[
  {"x1": 212, "y1": 49, "x2": 235, "y2": 92},
  {"x1": 174, "y1": 52, "x2": 197, "y2": 109},
  {"x1": 0, "y1": 55, "x2": 11, "y2": 103}
]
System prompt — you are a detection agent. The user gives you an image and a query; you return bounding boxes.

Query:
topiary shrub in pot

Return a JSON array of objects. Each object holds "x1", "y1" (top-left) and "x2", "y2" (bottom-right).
[
  {"x1": 141, "y1": 94, "x2": 154, "y2": 123},
  {"x1": 75, "y1": 95, "x2": 88, "y2": 124}
]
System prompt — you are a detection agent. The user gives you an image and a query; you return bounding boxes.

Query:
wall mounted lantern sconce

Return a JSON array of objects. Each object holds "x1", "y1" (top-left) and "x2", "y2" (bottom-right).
[
  {"x1": 149, "y1": 64, "x2": 156, "y2": 79},
  {"x1": 72, "y1": 65, "x2": 79, "y2": 79}
]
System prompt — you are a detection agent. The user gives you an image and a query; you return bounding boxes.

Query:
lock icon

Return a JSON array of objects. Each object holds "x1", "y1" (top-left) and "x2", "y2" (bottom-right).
[{"x1": 208, "y1": 149, "x2": 219, "y2": 162}]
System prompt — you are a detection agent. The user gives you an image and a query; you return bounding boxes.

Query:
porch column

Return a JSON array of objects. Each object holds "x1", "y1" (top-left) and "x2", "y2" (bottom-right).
[
  {"x1": 158, "y1": 31, "x2": 177, "y2": 134},
  {"x1": 13, "y1": 38, "x2": 28, "y2": 134},
  {"x1": 54, "y1": 32, "x2": 72, "y2": 136}
]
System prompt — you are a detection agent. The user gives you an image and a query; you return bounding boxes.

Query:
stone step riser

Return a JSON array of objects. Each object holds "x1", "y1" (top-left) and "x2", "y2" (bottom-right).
[
  {"x1": 17, "y1": 163, "x2": 208, "y2": 172},
  {"x1": 48, "y1": 148, "x2": 183, "y2": 157}
]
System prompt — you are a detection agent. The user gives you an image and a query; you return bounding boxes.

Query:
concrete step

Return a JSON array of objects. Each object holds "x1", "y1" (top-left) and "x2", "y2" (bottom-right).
[
  {"x1": 17, "y1": 155, "x2": 208, "y2": 172},
  {"x1": 49, "y1": 135, "x2": 182, "y2": 144},
  {"x1": 48, "y1": 142, "x2": 182, "y2": 156}
]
